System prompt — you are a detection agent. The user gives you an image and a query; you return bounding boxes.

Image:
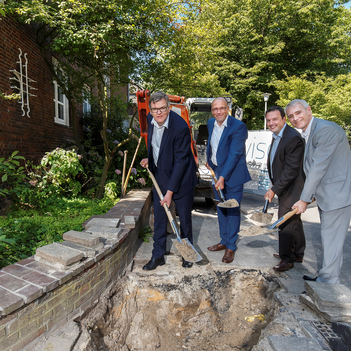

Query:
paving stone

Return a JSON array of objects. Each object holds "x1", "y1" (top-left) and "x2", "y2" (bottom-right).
[
  {"x1": 35, "y1": 243, "x2": 83, "y2": 266},
  {"x1": 1, "y1": 264, "x2": 33, "y2": 278},
  {"x1": 298, "y1": 320, "x2": 331, "y2": 350},
  {"x1": 26, "y1": 260, "x2": 60, "y2": 275},
  {"x1": 16, "y1": 257, "x2": 35, "y2": 266},
  {"x1": 305, "y1": 282, "x2": 351, "y2": 309},
  {"x1": 0, "y1": 273, "x2": 28, "y2": 291},
  {"x1": 84, "y1": 218, "x2": 120, "y2": 229},
  {"x1": 22, "y1": 271, "x2": 59, "y2": 293},
  {"x1": 124, "y1": 216, "x2": 136, "y2": 229},
  {"x1": 332, "y1": 322, "x2": 351, "y2": 348},
  {"x1": 267, "y1": 335, "x2": 324, "y2": 351},
  {"x1": 0, "y1": 286, "x2": 24, "y2": 315},
  {"x1": 15, "y1": 284, "x2": 43, "y2": 304},
  {"x1": 63, "y1": 230, "x2": 100, "y2": 247},
  {"x1": 56, "y1": 241, "x2": 98, "y2": 257},
  {"x1": 85, "y1": 226, "x2": 123, "y2": 239},
  {"x1": 276, "y1": 277, "x2": 305, "y2": 295}
]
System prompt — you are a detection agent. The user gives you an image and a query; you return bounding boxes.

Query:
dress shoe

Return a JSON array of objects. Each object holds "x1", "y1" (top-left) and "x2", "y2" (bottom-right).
[
  {"x1": 142, "y1": 256, "x2": 165, "y2": 271},
  {"x1": 182, "y1": 258, "x2": 193, "y2": 268},
  {"x1": 207, "y1": 243, "x2": 226, "y2": 251},
  {"x1": 273, "y1": 253, "x2": 303, "y2": 263},
  {"x1": 273, "y1": 260, "x2": 294, "y2": 272},
  {"x1": 222, "y1": 249, "x2": 235, "y2": 263},
  {"x1": 303, "y1": 275, "x2": 317, "y2": 281}
]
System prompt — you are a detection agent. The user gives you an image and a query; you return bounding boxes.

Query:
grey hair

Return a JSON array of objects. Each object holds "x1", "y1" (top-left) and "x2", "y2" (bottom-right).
[
  {"x1": 149, "y1": 91, "x2": 170, "y2": 108},
  {"x1": 285, "y1": 99, "x2": 309, "y2": 114}
]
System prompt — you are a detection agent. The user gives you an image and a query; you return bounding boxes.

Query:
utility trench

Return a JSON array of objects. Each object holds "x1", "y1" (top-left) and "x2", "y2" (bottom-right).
[{"x1": 81, "y1": 268, "x2": 279, "y2": 351}]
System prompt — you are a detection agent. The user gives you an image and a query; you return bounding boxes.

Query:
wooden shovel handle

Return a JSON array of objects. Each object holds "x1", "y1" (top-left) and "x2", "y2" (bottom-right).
[
  {"x1": 278, "y1": 208, "x2": 298, "y2": 226},
  {"x1": 147, "y1": 167, "x2": 177, "y2": 230}
]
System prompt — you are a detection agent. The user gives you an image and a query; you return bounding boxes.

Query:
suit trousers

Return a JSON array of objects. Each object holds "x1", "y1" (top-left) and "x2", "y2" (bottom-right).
[
  {"x1": 152, "y1": 185, "x2": 195, "y2": 258},
  {"x1": 212, "y1": 166, "x2": 243, "y2": 252},
  {"x1": 278, "y1": 200, "x2": 305, "y2": 263},
  {"x1": 316, "y1": 204, "x2": 351, "y2": 284}
]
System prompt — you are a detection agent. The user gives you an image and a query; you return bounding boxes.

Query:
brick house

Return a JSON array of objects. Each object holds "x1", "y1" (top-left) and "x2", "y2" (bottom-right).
[{"x1": 0, "y1": 15, "x2": 129, "y2": 163}]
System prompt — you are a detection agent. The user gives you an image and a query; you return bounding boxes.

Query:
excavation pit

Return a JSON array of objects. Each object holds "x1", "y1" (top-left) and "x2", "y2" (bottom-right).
[{"x1": 81, "y1": 269, "x2": 279, "y2": 351}]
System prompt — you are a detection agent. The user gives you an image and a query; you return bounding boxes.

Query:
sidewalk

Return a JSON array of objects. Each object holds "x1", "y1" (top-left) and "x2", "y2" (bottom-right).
[{"x1": 133, "y1": 192, "x2": 351, "y2": 351}]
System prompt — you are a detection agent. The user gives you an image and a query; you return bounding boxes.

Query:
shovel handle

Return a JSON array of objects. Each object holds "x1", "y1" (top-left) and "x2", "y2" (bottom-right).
[
  {"x1": 270, "y1": 208, "x2": 298, "y2": 229},
  {"x1": 147, "y1": 167, "x2": 181, "y2": 241},
  {"x1": 262, "y1": 198, "x2": 269, "y2": 213},
  {"x1": 208, "y1": 166, "x2": 226, "y2": 202}
]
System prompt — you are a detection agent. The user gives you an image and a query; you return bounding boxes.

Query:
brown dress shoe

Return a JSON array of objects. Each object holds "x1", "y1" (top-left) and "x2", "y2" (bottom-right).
[
  {"x1": 222, "y1": 249, "x2": 235, "y2": 263},
  {"x1": 273, "y1": 253, "x2": 303, "y2": 263},
  {"x1": 273, "y1": 260, "x2": 294, "y2": 272},
  {"x1": 207, "y1": 243, "x2": 226, "y2": 251}
]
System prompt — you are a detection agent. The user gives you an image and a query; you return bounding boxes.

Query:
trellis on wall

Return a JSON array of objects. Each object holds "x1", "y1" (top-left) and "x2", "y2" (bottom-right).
[{"x1": 9, "y1": 48, "x2": 37, "y2": 117}]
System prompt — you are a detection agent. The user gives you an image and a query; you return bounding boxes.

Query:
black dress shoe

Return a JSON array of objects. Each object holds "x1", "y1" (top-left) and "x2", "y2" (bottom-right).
[
  {"x1": 142, "y1": 256, "x2": 165, "y2": 271},
  {"x1": 182, "y1": 258, "x2": 193, "y2": 268},
  {"x1": 303, "y1": 275, "x2": 317, "y2": 281},
  {"x1": 273, "y1": 253, "x2": 303, "y2": 263}
]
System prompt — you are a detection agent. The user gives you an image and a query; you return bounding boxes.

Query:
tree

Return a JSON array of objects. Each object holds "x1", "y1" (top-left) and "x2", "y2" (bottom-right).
[
  {"x1": 275, "y1": 73, "x2": 351, "y2": 140},
  {"x1": 199, "y1": 0, "x2": 351, "y2": 128},
  {"x1": 138, "y1": 0, "x2": 227, "y2": 98},
  {"x1": 6, "y1": 0, "x2": 179, "y2": 198}
]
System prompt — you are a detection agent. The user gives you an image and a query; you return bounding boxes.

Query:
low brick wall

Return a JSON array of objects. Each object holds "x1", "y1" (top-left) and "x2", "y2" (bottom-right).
[{"x1": 0, "y1": 189, "x2": 152, "y2": 351}]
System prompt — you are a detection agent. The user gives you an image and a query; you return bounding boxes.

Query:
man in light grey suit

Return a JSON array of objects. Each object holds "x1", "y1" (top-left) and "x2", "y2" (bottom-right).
[{"x1": 286, "y1": 99, "x2": 351, "y2": 284}]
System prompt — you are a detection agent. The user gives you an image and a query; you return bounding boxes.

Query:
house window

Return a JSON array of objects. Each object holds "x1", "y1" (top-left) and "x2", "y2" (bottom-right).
[
  {"x1": 83, "y1": 99, "x2": 91, "y2": 114},
  {"x1": 53, "y1": 80, "x2": 69, "y2": 126}
]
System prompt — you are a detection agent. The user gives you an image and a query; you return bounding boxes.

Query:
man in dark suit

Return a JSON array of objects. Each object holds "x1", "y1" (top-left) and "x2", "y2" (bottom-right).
[
  {"x1": 287, "y1": 99, "x2": 351, "y2": 284},
  {"x1": 206, "y1": 97, "x2": 251, "y2": 263},
  {"x1": 265, "y1": 106, "x2": 305, "y2": 272},
  {"x1": 140, "y1": 91, "x2": 197, "y2": 270}
]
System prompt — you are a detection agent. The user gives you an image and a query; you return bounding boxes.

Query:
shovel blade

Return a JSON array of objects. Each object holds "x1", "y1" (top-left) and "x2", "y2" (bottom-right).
[{"x1": 171, "y1": 238, "x2": 203, "y2": 262}]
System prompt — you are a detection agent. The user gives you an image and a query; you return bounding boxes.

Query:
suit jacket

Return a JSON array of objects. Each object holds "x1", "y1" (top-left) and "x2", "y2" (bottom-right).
[
  {"x1": 207, "y1": 115, "x2": 251, "y2": 188},
  {"x1": 147, "y1": 110, "x2": 197, "y2": 200},
  {"x1": 267, "y1": 124, "x2": 305, "y2": 208},
  {"x1": 301, "y1": 117, "x2": 351, "y2": 211}
]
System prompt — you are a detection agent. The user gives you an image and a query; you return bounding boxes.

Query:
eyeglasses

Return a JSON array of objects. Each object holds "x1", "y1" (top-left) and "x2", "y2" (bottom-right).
[
  {"x1": 151, "y1": 106, "x2": 168, "y2": 114},
  {"x1": 211, "y1": 107, "x2": 227, "y2": 113}
]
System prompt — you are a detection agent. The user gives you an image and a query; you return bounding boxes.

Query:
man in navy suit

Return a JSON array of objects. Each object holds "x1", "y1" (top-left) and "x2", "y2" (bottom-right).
[
  {"x1": 265, "y1": 106, "x2": 305, "y2": 272},
  {"x1": 206, "y1": 97, "x2": 251, "y2": 263},
  {"x1": 140, "y1": 91, "x2": 197, "y2": 270}
]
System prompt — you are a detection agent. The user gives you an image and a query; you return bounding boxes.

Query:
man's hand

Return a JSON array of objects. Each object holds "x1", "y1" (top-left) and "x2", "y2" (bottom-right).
[
  {"x1": 264, "y1": 189, "x2": 275, "y2": 203},
  {"x1": 215, "y1": 176, "x2": 225, "y2": 190},
  {"x1": 140, "y1": 158, "x2": 148, "y2": 168},
  {"x1": 292, "y1": 200, "x2": 308, "y2": 214},
  {"x1": 205, "y1": 162, "x2": 210, "y2": 170},
  {"x1": 160, "y1": 190, "x2": 173, "y2": 207}
]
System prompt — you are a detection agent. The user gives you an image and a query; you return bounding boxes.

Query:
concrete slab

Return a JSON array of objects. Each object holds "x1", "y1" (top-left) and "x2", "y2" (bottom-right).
[
  {"x1": 35, "y1": 243, "x2": 83, "y2": 266},
  {"x1": 124, "y1": 215, "x2": 136, "y2": 228},
  {"x1": 56, "y1": 241, "x2": 99, "y2": 257},
  {"x1": 276, "y1": 277, "x2": 306, "y2": 295},
  {"x1": 305, "y1": 282, "x2": 351, "y2": 309},
  {"x1": 267, "y1": 335, "x2": 324, "y2": 351},
  {"x1": 85, "y1": 218, "x2": 120, "y2": 228},
  {"x1": 63, "y1": 230, "x2": 100, "y2": 247},
  {"x1": 85, "y1": 226, "x2": 123, "y2": 239}
]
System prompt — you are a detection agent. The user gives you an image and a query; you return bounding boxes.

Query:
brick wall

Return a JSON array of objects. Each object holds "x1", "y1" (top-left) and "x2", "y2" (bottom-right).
[
  {"x1": 0, "y1": 189, "x2": 152, "y2": 351},
  {"x1": 0, "y1": 16, "x2": 84, "y2": 162}
]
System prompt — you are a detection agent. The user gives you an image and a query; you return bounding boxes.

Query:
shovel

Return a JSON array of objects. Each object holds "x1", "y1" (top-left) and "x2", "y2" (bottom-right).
[
  {"x1": 208, "y1": 166, "x2": 239, "y2": 208},
  {"x1": 147, "y1": 167, "x2": 202, "y2": 263},
  {"x1": 250, "y1": 198, "x2": 274, "y2": 223}
]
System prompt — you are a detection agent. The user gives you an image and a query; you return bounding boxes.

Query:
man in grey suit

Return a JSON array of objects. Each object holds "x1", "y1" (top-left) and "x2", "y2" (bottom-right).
[{"x1": 286, "y1": 99, "x2": 351, "y2": 284}]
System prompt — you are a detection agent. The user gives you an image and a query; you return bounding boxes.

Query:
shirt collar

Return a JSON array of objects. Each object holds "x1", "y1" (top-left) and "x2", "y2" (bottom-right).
[
  {"x1": 214, "y1": 115, "x2": 229, "y2": 128},
  {"x1": 273, "y1": 123, "x2": 286, "y2": 139},
  {"x1": 301, "y1": 116, "x2": 314, "y2": 139},
  {"x1": 151, "y1": 113, "x2": 170, "y2": 129}
]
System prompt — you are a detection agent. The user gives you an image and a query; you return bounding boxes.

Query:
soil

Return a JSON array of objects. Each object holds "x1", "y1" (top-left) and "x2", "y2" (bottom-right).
[
  {"x1": 250, "y1": 212, "x2": 274, "y2": 224},
  {"x1": 239, "y1": 225, "x2": 274, "y2": 237},
  {"x1": 217, "y1": 198, "x2": 239, "y2": 208},
  {"x1": 81, "y1": 269, "x2": 279, "y2": 351},
  {"x1": 172, "y1": 239, "x2": 201, "y2": 262}
]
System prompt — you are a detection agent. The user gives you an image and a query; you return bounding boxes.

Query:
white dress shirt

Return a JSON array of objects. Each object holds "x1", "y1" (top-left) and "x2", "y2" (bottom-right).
[
  {"x1": 210, "y1": 116, "x2": 228, "y2": 166},
  {"x1": 151, "y1": 115, "x2": 169, "y2": 166}
]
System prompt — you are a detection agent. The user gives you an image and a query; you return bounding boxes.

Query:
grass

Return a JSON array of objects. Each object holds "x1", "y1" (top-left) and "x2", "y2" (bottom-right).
[{"x1": 0, "y1": 196, "x2": 115, "y2": 268}]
